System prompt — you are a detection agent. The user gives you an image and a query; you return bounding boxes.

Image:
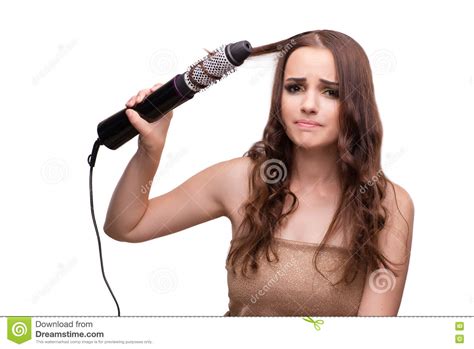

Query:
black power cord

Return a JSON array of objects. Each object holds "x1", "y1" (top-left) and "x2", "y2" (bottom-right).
[{"x1": 87, "y1": 138, "x2": 121, "y2": 316}]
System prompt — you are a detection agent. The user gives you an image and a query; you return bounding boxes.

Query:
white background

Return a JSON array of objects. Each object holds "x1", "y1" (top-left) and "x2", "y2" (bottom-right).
[{"x1": 0, "y1": 0, "x2": 473, "y2": 317}]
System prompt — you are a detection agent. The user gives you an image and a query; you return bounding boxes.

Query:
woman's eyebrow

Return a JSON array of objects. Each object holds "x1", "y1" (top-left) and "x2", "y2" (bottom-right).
[{"x1": 285, "y1": 77, "x2": 339, "y2": 86}]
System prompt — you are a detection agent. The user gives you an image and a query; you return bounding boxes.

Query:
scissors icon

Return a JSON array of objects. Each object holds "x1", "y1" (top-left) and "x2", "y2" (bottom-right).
[{"x1": 302, "y1": 316, "x2": 324, "y2": 331}]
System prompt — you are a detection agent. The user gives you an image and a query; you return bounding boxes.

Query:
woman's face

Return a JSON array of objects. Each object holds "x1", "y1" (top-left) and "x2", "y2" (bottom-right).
[{"x1": 281, "y1": 46, "x2": 340, "y2": 150}]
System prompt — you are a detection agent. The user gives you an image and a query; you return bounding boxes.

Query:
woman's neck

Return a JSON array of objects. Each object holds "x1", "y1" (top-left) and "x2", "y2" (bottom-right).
[{"x1": 290, "y1": 143, "x2": 342, "y2": 197}]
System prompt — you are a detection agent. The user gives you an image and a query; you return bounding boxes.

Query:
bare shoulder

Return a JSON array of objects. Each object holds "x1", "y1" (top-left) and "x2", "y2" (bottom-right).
[
  {"x1": 378, "y1": 181, "x2": 415, "y2": 261},
  {"x1": 357, "y1": 181, "x2": 415, "y2": 315},
  {"x1": 383, "y1": 181, "x2": 415, "y2": 221},
  {"x1": 216, "y1": 156, "x2": 253, "y2": 221},
  {"x1": 219, "y1": 156, "x2": 253, "y2": 184}
]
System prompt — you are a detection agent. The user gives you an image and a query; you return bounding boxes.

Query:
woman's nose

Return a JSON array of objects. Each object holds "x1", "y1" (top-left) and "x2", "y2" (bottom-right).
[{"x1": 300, "y1": 94, "x2": 319, "y2": 114}]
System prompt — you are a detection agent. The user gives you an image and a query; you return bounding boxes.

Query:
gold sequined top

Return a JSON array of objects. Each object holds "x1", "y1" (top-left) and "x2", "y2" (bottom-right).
[{"x1": 224, "y1": 237, "x2": 367, "y2": 316}]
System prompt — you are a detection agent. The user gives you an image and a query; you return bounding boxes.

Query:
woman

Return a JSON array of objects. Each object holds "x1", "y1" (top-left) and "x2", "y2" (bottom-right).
[{"x1": 103, "y1": 29, "x2": 415, "y2": 316}]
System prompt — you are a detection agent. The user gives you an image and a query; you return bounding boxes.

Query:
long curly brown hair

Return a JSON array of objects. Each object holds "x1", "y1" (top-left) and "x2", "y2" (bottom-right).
[{"x1": 226, "y1": 29, "x2": 410, "y2": 285}]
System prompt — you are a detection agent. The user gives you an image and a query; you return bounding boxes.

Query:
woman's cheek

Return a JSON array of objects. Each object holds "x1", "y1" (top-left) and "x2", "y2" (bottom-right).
[{"x1": 326, "y1": 124, "x2": 339, "y2": 143}]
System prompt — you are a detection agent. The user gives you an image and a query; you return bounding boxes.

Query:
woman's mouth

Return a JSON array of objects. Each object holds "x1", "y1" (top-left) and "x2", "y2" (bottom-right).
[{"x1": 295, "y1": 121, "x2": 322, "y2": 129}]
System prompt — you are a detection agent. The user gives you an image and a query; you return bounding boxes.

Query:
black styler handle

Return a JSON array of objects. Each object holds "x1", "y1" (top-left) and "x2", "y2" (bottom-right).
[
  {"x1": 97, "y1": 74, "x2": 193, "y2": 150},
  {"x1": 97, "y1": 40, "x2": 252, "y2": 150}
]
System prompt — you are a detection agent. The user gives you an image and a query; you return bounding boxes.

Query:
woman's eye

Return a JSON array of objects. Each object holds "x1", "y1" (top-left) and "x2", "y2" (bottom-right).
[
  {"x1": 323, "y1": 89, "x2": 339, "y2": 98},
  {"x1": 284, "y1": 84, "x2": 301, "y2": 93},
  {"x1": 285, "y1": 84, "x2": 339, "y2": 98}
]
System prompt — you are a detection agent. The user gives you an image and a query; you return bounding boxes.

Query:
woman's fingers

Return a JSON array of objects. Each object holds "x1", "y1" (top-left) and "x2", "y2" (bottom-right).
[
  {"x1": 136, "y1": 88, "x2": 151, "y2": 103},
  {"x1": 150, "y1": 83, "x2": 163, "y2": 92},
  {"x1": 125, "y1": 83, "x2": 164, "y2": 107},
  {"x1": 125, "y1": 96, "x2": 135, "y2": 107},
  {"x1": 125, "y1": 109, "x2": 152, "y2": 137}
]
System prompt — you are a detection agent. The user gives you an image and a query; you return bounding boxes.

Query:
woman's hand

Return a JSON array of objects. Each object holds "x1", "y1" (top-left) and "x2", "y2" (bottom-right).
[{"x1": 125, "y1": 83, "x2": 174, "y2": 155}]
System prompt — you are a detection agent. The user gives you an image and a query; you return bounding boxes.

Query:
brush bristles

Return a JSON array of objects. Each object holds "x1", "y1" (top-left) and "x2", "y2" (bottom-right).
[{"x1": 184, "y1": 44, "x2": 238, "y2": 92}]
